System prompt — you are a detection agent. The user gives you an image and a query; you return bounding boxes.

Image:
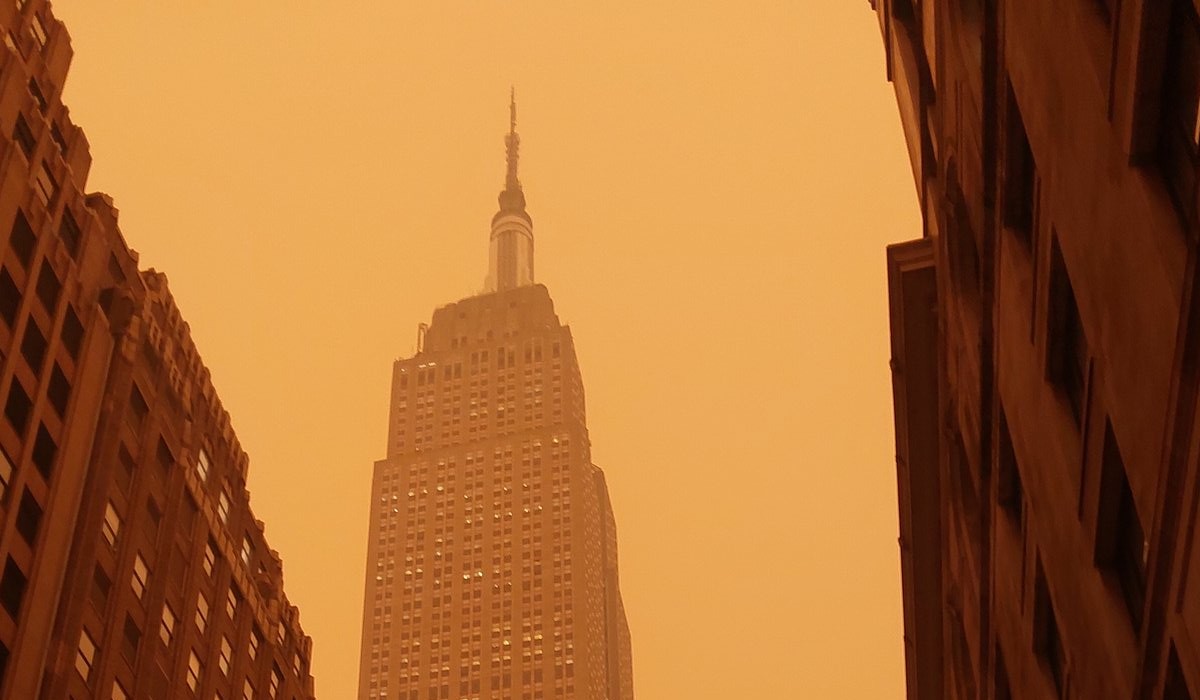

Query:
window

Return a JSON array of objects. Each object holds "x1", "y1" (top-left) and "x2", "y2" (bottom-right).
[
  {"x1": 159, "y1": 602, "x2": 176, "y2": 646},
  {"x1": 111, "y1": 680, "x2": 129, "y2": 700},
  {"x1": 1161, "y1": 0, "x2": 1200, "y2": 221},
  {"x1": 241, "y1": 535, "x2": 253, "y2": 567},
  {"x1": 128, "y1": 385, "x2": 148, "y2": 427},
  {"x1": 1047, "y1": 236, "x2": 1087, "y2": 424},
  {"x1": 33, "y1": 163, "x2": 56, "y2": 207},
  {"x1": 35, "y1": 260, "x2": 59, "y2": 312},
  {"x1": 186, "y1": 650, "x2": 201, "y2": 692},
  {"x1": 249, "y1": 628, "x2": 261, "y2": 660},
  {"x1": 15, "y1": 489, "x2": 41, "y2": 544},
  {"x1": 75, "y1": 628, "x2": 97, "y2": 680},
  {"x1": 269, "y1": 666, "x2": 282, "y2": 697},
  {"x1": 1033, "y1": 559, "x2": 1066, "y2": 693},
  {"x1": 20, "y1": 319, "x2": 45, "y2": 371},
  {"x1": 29, "y1": 13, "x2": 47, "y2": 49},
  {"x1": 12, "y1": 113, "x2": 34, "y2": 158},
  {"x1": 195, "y1": 592, "x2": 209, "y2": 634},
  {"x1": 5, "y1": 376, "x2": 31, "y2": 435},
  {"x1": 1166, "y1": 644, "x2": 1194, "y2": 700},
  {"x1": 218, "y1": 636, "x2": 232, "y2": 675},
  {"x1": 997, "y1": 410, "x2": 1023, "y2": 522},
  {"x1": 9, "y1": 209, "x2": 35, "y2": 267},
  {"x1": 0, "y1": 268, "x2": 20, "y2": 326},
  {"x1": 121, "y1": 614, "x2": 140, "y2": 660},
  {"x1": 243, "y1": 680, "x2": 255, "y2": 700},
  {"x1": 27, "y1": 79, "x2": 46, "y2": 113},
  {"x1": 49, "y1": 122, "x2": 67, "y2": 156},
  {"x1": 47, "y1": 364, "x2": 70, "y2": 416},
  {"x1": 226, "y1": 586, "x2": 239, "y2": 618},
  {"x1": 0, "y1": 557, "x2": 27, "y2": 620},
  {"x1": 131, "y1": 553, "x2": 148, "y2": 600},
  {"x1": 59, "y1": 210, "x2": 81, "y2": 259},
  {"x1": 156, "y1": 438, "x2": 174, "y2": 472},
  {"x1": 203, "y1": 540, "x2": 216, "y2": 577},
  {"x1": 102, "y1": 501, "x2": 121, "y2": 547},
  {"x1": 197, "y1": 448, "x2": 210, "y2": 481},
  {"x1": 217, "y1": 490, "x2": 230, "y2": 523},
  {"x1": 1096, "y1": 421, "x2": 1148, "y2": 626},
  {"x1": 61, "y1": 306, "x2": 83, "y2": 358},
  {"x1": 90, "y1": 565, "x2": 111, "y2": 611}
]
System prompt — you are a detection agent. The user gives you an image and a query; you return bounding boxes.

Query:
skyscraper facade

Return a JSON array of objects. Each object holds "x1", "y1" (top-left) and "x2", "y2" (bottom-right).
[
  {"x1": 875, "y1": 0, "x2": 1200, "y2": 698},
  {"x1": 0, "y1": 3, "x2": 314, "y2": 698},
  {"x1": 357, "y1": 99, "x2": 633, "y2": 700}
]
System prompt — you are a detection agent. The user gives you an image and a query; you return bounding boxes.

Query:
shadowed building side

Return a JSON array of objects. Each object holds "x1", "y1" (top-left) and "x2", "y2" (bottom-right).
[
  {"x1": 874, "y1": 0, "x2": 1200, "y2": 697},
  {"x1": 0, "y1": 3, "x2": 316, "y2": 698}
]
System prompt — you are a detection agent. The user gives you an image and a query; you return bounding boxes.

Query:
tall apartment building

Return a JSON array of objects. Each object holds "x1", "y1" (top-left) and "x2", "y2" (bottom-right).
[
  {"x1": 357, "y1": 99, "x2": 634, "y2": 700},
  {"x1": 0, "y1": 3, "x2": 314, "y2": 699},
  {"x1": 875, "y1": 0, "x2": 1200, "y2": 698}
]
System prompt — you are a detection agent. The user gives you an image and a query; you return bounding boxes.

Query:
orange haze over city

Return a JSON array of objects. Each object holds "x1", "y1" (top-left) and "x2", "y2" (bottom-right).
[{"x1": 51, "y1": 2, "x2": 920, "y2": 697}]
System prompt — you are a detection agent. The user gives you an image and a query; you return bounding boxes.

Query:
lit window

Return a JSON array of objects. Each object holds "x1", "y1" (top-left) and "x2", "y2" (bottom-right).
[
  {"x1": 195, "y1": 592, "x2": 209, "y2": 634},
  {"x1": 249, "y1": 628, "x2": 261, "y2": 660},
  {"x1": 203, "y1": 541, "x2": 216, "y2": 577},
  {"x1": 75, "y1": 627, "x2": 96, "y2": 680},
  {"x1": 160, "y1": 603, "x2": 176, "y2": 646},
  {"x1": 217, "y1": 490, "x2": 230, "y2": 523},
  {"x1": 111, "y1": 680, "x2": 129, "y2": 700},
  {"x1": 186, "y1": 650, "x2": 201, "y2": 692},
  {"x1": 243, "y1": 680, "x2": 255, "y2": 700},
  {"x1": 131, "y1": 554, "x2": 148, "y2": 600},
  {"x1": 218, "y1": 636, "x2": 232, "y2": 676},
  {"x1": 241, "y1": 535, "x2": 253, "y2": 567},
  {"x1": 102, "y1": 501, "x2": 121, "y2": 547},
  {"x1": 28, "y1": 14, "x2": 47, "y2": 49},
  {"x1": 269, "y1": 666, "x2": 282, "y2": 697},
  {"x1": 226, "y1": 586, "x2": 239, "y2": 618},
  {"x1": 197, "y1": 449, "x2": 210, "y2": 481}
]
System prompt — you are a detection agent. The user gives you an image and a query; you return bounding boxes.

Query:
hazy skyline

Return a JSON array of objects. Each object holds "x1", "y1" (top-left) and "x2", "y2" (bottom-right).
[{"x1": 51, "y1": 3, "x2": 920, "y2": 697}]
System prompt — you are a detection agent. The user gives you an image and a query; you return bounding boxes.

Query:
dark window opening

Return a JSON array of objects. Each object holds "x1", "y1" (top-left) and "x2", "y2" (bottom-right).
[
  {"x1": 1047, "y1": 236, "x2": 1088, "y2": 424},
  {"x1": 33, "y1": 163, "x2": 56, "y2": 208},
  {"x1": 156, "y1": 438, "x2": 174, "y2": 473},
  {"x1": 5, "y1": 378, "x2": 31, "y2": 434},
  {"x1": 26, "y1": 79, "x2": 46, "y2": 113},
  {"x1": 31, "y1": 424, "x2": 56, "y2": 479},
  {"x1": 1003, "y1": 84, "x2": 1036, "y2": 244},
  {"x1": 997, "y1": 409, "x2": 1024, "y2": 522},
  {"x1": 0, "y1": 268, "x2": 20, "y2": 327},
  {"x1": 61, "y1": 306, "x2": 82, "y2": 359},
  {"x1": 945, "y1": 167, "x2": 981, "y2": 300},
  {"x1": 35, "y1": 260, "x2": 59, "y2": 312},
  {"x1": 995, "y1": 646, "x2": 1012, "y2": 700},
  {"x1": 12, "y1": 113, "x2": 35, "y2": 159},
  {"x1": 1160, "y1": 0, "x2": 1200, "y2": 223},
  {"x1": 1166, "y1": 644, "x2": 1195, "y2": 700},
  {"x1": 59, "y1": 211, "x2": 80, "y2": 259},
  {"x1": 128, "y1": 385, "x2": 148, "y2": 427},
  {"x1": 90, "y1": 565, "x2": 111, "y2": 612},
  {"x1": 0, "y1": 557, "x2": 26, "y2": 620},
  {"x1": 1034, "y1": 560, "x2": 1067, "y2": 694},
  {"x1": 122, "y1": 613, "x2": 141, "y2": 661},
  {"x1": 10, "y1": 210, "x2": 35, "y2": 268},
  {"x1": 15, "y1": 488, "x2": 41, "y2": 545},
  {"x1": 49, "y1": 122, "x2": 67, "y2": 156},
  {"x1": 47, "y1": 364, "x2": 69, "y2": 417},
  {"x1": 19, "y1": 319, "x2": 45, "y2": 372},
  {"x1": 1096, "y1": 421, "x2": 1148, "y2": 627}
]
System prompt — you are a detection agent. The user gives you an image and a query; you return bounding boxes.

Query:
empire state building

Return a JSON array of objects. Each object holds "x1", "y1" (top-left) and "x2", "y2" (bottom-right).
[{"x1": 357, "y1": 97, "x2": 634, "y2": 700}]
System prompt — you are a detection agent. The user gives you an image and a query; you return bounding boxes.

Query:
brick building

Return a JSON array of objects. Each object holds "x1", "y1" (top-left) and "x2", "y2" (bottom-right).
[
  {"x1": 0, "y1": 2, "x2": 314, "y2": 698},
  {"x1": 356, "y1": 98, "x2": 634, "y2": 700},
  {"x1": 875, "y1": 0, "x2": 1200, "y2": 698}
]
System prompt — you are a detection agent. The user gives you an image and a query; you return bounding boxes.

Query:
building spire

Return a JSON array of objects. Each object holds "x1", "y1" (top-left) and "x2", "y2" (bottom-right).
[
  {"x1": 499, "y1": 87, "x2": 526, "y2": 214},
  {"x1": 487, "y1": 89, "x2": 534, "y2": 293}
]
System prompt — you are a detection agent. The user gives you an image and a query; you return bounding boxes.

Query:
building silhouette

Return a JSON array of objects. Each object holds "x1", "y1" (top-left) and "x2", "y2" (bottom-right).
[
  {"x1": 875, "y1": 0, "x2": 1200, "y2": 698},
  {"x1": 357, "y1": 96, "x2": 633, "y2": 700},
  {"x1": 0, "y1": 3, "x2": 314, "y2": 698}
]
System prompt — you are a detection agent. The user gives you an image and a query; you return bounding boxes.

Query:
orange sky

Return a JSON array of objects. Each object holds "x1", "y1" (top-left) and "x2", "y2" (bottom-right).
[{"x1": 50, "y1": 2, "x2": 921, "y2": 697}]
